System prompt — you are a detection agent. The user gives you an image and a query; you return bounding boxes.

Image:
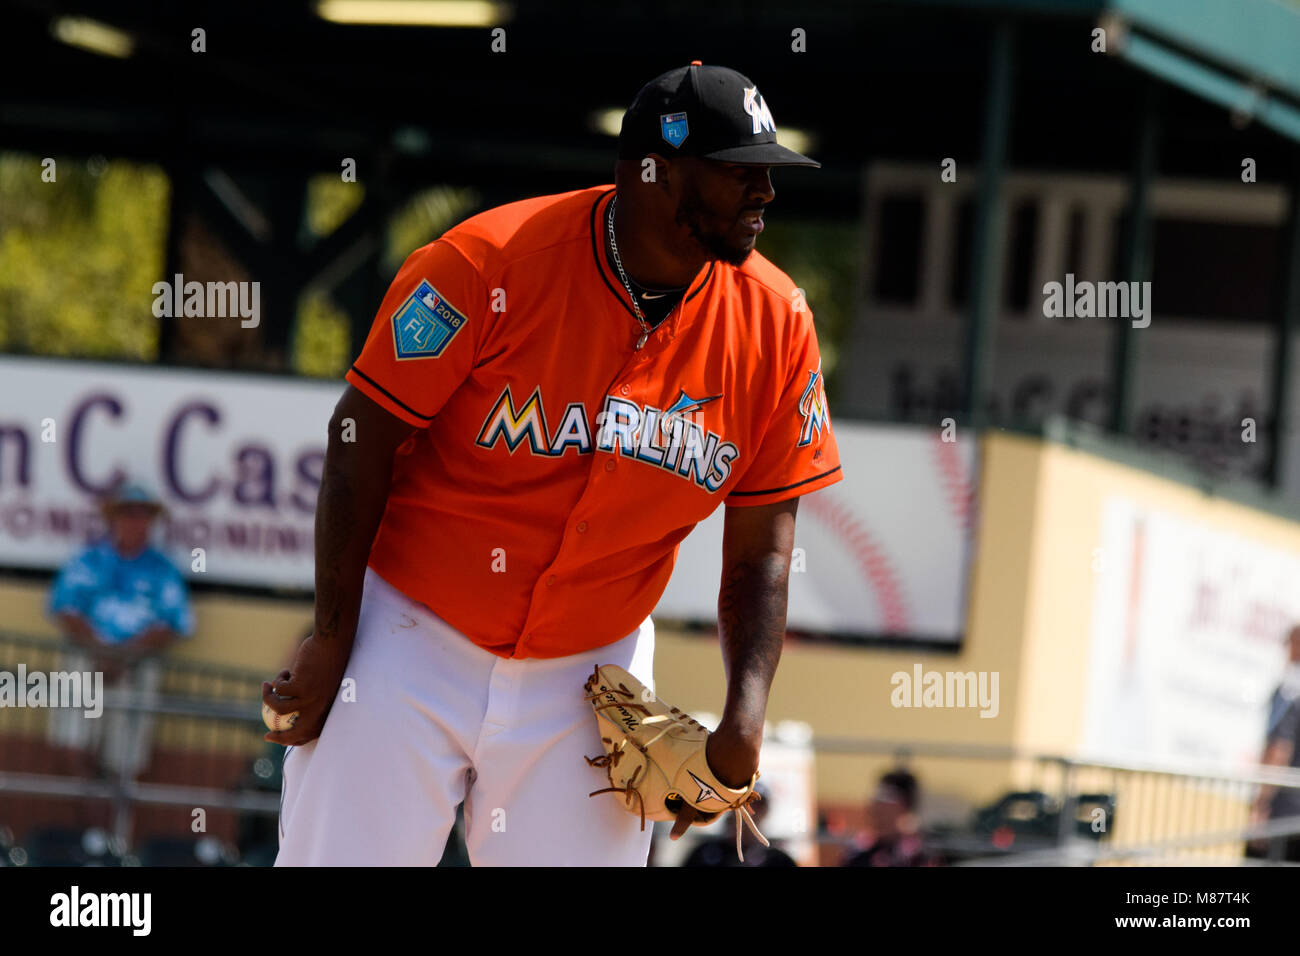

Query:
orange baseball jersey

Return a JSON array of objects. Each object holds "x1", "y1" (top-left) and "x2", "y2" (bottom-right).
[{"x1": 346, "y1": 185, "x2": 842, "y2": 659}]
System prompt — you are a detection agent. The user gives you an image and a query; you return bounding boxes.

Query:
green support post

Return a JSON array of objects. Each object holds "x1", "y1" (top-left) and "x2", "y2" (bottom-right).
[
  {"x1": 1109, "y1": 81, "x2": 1159, "y2": 436},
  {"x1": 1267, "y1": 155, "x2": 1300, "y2": 488},
  {"x1": 962, "y1": 21, "x2": 1014, "y2": 428}
]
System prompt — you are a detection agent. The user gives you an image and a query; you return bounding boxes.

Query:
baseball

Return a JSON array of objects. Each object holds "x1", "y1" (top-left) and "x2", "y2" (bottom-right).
[{"x1": 262, "y1": 699, "x2": 299, "y2": 732}]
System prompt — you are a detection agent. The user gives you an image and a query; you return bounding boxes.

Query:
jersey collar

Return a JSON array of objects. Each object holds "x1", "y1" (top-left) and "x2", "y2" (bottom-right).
[{"x1": 589, "y1": 188, "x2": 714, "y2": 329}]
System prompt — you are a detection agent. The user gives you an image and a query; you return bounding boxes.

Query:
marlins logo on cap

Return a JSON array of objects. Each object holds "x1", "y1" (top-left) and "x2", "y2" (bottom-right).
[
  {"x1": 618, "y1": 62, "x2": 820, "y2": 168},
  {"x1": 742, "y1": 87, "x2": 776, "y2": 135}
]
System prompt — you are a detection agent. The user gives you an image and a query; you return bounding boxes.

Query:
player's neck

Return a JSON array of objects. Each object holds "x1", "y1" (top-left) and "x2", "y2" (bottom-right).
[{"x1": 611, "y1": 193, "x2": 706, "y2": 290}]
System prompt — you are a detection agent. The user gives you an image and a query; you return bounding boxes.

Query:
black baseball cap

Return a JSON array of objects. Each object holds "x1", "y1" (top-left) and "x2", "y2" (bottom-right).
[{"x1": 618, "y1": 61, "x2": 820, "y2": 168}]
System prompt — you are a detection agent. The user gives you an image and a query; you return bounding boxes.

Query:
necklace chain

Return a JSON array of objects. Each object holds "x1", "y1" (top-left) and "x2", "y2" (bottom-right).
[{"x1": 607, "y1": 195, "x2": 653, "y2": 350}]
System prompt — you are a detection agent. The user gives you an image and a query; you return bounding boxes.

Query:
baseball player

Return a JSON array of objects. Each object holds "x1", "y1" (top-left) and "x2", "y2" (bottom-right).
[{"x1": 266, "y1": 61, "x2": 842, "y2": 866}]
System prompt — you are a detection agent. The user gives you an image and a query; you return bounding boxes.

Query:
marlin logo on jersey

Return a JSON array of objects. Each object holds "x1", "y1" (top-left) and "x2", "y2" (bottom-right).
[
  {"x1": 658, "y1": 388, "x2": 722, "y2": 439},
  {"x1": 474, "y1": 384, "x2": 740, "y2": 493},
  {"x1": 742, "y1": 87, "x2": 776, "y2": 136},
  {"x1": 797, "y1": 362, "x2": 830, "y2": 447},
  {"x1": 596, "y1": 392, "x2": 738, "y2": 492}
]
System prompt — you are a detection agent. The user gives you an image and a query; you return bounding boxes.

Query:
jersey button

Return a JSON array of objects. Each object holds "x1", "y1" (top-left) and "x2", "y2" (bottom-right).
[
  {"x1": 546, "y1": 575, "x2": 556, "y2": 587},
  {"x1": 604, "y1": 460, "x2": 616, "y2": 472},
  {"x1": 576, "y1": 521, "x2": 588, "y2": 533}
]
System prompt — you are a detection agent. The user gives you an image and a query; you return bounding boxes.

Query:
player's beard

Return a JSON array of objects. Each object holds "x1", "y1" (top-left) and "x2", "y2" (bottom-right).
[{"x1": 674, "y1": 179, "x2": 756, "y2": 267}]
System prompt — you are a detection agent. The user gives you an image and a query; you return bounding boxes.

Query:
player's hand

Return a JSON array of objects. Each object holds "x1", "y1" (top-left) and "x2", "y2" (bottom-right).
[
  {"x1": 669, "y1": 725, "x2": 761, "y2": 840},
  {"x1": 262, "y1": 634, "x2": 350, "y2": 746}
]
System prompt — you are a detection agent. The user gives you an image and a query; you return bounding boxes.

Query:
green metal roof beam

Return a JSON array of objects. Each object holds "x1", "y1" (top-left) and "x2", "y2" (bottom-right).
[
  {"x1": 1110, "y1": 0, "x2": 1300, "y2": 102},
  {"x1": 881, "y1": 0, "x2": 1300, "y2": 142},
  {"x1": 1114, "y1": 28, "x2": 1300, "y2": 143}
]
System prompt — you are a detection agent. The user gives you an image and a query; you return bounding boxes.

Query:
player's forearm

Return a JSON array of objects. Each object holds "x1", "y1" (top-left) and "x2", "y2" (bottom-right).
[
  {"x1": 312, "y1": 414, "x2": 396, "y2": 646},
  {"x1": 714, "y1": 554, "x2": 791, "y2": 743}
]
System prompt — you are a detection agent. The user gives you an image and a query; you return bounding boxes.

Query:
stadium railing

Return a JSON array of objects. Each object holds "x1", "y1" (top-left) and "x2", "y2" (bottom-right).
[
  {"x1": 814, "y1": 737, "x2": 1300, "y2": 865},
  {"x1": 0, "y1": 630, "x2": 278, "y2": 862},
  {"x1": 5, "y1": 630, "x2": 1300, "y2": 865}
]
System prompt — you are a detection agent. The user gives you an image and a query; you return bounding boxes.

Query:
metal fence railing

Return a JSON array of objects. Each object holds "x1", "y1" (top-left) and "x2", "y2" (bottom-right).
[
  {"x1": 0, "y1": 631, "x2": 279, "y2": 862},
  {"x1": 812, "y1": 737, "x2": 1300, "y2": 865},
  {"x1": 5, "y1": 630, "x2": 1300, "y2": 865}
]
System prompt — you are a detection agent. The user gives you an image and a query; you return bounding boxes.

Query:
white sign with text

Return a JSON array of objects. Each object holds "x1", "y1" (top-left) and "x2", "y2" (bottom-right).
[{"x1": 0, "y1": 357, "x2": 974, "y2": 639}]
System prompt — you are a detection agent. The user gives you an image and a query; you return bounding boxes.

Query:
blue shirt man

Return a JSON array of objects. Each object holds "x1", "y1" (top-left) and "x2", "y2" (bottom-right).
[
  {"x1": 46, "y1": 481, "x2": 193, "y2": 778},
  {"x1": 49, "y1": 541, "x2": 193, "y2": 643},
  {"x1": 48, "y1": 481, "x2": 193, "y2": 661}
]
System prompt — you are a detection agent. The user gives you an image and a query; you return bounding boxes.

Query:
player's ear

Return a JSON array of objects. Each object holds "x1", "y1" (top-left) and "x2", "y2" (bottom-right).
[{"x1": 643, "y1": 153, "x2": 671, "y2": 189}]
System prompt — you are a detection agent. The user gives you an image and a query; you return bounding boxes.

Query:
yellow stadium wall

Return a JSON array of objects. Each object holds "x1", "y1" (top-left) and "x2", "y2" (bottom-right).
[
  {"x1": 990, "y1": 431, "x2": 1300, "y2": 856},
  {"x1": 0, "y1": 578, "x2": 313, "y2": 674},
  {"x1": 1015, "y1": 433, "x2": 1300, "y2": 756}
]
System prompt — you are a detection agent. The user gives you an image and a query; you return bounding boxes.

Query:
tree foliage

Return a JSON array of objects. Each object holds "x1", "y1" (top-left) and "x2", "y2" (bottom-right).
[{"x1": 0, "y1": 153, "x2": 168, "y2": 360}]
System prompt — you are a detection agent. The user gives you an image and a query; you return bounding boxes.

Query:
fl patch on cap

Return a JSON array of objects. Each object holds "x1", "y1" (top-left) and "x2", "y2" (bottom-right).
[{"x1": 618, "y1": 62, "x2": 819, "y2": 168}]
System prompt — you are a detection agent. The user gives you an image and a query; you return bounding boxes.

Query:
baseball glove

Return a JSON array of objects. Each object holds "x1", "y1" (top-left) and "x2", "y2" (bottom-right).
[{"x1": 583, "y1": 663, "x2": 768, "y2": 861}]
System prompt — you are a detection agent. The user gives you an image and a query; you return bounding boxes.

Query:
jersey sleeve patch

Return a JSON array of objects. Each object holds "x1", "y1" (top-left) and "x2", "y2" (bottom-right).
[{"x1": 392, "y1": 280, "x2": 469, "y2": 359}]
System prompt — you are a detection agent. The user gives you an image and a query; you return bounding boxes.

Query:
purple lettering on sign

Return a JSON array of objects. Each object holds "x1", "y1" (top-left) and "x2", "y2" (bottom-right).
[
  {"x1": 165, "y1": 402, "x2": 221, "y2": 504},
  {"x1": 291, "y1": 450, "x2": 324, "y2": 515},
  {"x1": 0, "y1": 424, "x2": 31, "y2": 489},
  {"x1": 185, "y1": 517, "x2": 212, "y2": 546},
  {"x1": 234, "y1": 444, "x2": 276, "y2": 508},
  {"x1": 67, "y1": 394, "x2": 125, "y2": 494},
  {"x1": 4, "y1": 505, "x2": 35, "y2": 538}
]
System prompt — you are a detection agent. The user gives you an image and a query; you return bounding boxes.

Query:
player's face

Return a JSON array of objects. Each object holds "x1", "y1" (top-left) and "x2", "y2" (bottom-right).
[{"x1": 672, "y1": 160, "x2": 775, "y2": 266}]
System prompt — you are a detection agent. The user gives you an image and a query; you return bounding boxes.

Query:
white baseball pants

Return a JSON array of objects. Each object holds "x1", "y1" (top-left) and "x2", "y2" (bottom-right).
[{"x1": 275, "y1": 568, "x2": 656, "y2": 866}]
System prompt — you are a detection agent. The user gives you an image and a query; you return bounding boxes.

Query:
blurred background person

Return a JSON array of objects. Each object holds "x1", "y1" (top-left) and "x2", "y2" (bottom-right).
[
  {"x1": 46, "y1": 480, "x2": 193, "y2": 778},
  {"x1": 681, "y1": 783, "x2": 796, "y2": 867},
  {"x1": 843, "y1": 768, "x2": 938, "y2": 867},
  {"x1": 1249, "y1": 625, "x2": 1300, "y2": 861}
]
